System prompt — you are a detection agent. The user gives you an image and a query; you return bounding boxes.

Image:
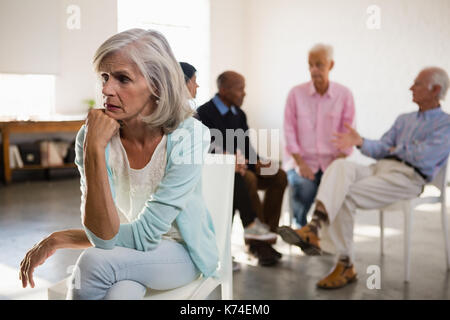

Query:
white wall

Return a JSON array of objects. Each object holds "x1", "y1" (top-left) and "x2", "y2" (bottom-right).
[
  {"x1": 0, "y1": 0, "x2": 60, "y2": 75},
  {"x1": 56, "y1": 0, "x2": 118, "y2": 115},
  {"x1": 210, "y1": 0, "x2": 450, "y2": 162},
  {"x1": 0, "y1": 0, "x2": 117, "y2": 144},
  {"x1": 209, "y1": 0, "x2": 247, "y2": 96},
  {"x1": 117, "y1": 0, "x2": 211, "y2": 108}
]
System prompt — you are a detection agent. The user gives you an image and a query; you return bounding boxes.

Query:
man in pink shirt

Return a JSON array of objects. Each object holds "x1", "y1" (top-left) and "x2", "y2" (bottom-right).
[{"x1": 283, "y1": 44, "x2": 355, "y2": 227}]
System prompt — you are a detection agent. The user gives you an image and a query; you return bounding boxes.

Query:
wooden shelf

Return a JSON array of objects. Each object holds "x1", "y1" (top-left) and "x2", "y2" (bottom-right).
[{"x1": 1, "y1": 119, "x2": 84, "y2": 184}]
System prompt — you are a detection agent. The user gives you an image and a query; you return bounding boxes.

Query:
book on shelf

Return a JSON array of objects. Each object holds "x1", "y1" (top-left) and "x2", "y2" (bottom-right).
[
  {"x1": 9, "y1": 145, "x2": 24, "y2": 169},
  {"x1": 40, "y1": 141, "x2": 67, "y2": 166}
]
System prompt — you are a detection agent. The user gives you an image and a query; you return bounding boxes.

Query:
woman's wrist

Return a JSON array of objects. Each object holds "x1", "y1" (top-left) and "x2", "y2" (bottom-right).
[
  {"x1": 47, "y1": 232, "x2": 64, "y2": 250},
  {"x1": 49, "y1": 230, "x2": 92, "y2": 250},
  {"x1": 86, "y1": 144, "x2": 105, "y2": 157},
  {"x1": 84, "y1": 145, "x2": 106, "y2": 170},
  {"x1": 49, "y1": 230, "x2": 78, "y2": 250}
]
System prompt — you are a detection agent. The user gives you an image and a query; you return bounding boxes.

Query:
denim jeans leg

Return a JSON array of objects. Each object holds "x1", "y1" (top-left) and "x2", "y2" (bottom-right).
[{"x1": 287, "y1": 169, "x2": 321, "y2": 227}]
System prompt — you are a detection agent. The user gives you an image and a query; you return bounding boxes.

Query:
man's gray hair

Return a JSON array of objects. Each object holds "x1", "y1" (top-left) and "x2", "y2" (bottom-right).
[
  {"x1": 93, "y1": 28, "x2": 193, "y2": 133},
  {"x1": 309, "y1": 43, "x2": 334, "y2": 62},
  {"x1": 425, "y1": 67, "x2": 449, "y2": 101}
]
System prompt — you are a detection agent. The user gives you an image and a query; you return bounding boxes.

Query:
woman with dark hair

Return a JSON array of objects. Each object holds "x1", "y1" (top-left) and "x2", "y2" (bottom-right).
[
  {"x1": 180, "y1": 62, "x2": 199, "y2": 99},
  {"x1": 180, "y1": 62, "x2": 199, "y2": 110}
]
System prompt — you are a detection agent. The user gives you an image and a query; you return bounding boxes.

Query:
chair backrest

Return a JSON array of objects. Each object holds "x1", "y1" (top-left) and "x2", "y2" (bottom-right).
[
  {"x1": 430, "y1": 158, "x2": 449, "y2": 193},
  {"x1": 201, "y1": 154, "x2": 235, "y2": 284}
]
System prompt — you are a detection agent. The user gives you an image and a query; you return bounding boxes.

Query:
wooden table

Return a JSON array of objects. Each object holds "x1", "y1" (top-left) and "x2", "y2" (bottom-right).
[{"x1": 0, "y1": 119, "x2": 85, "y2": 184}]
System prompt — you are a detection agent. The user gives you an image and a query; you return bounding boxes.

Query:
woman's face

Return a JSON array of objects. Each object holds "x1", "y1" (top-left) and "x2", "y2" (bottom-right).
[
  {"x1": 99, "y1": 50, "x2": 155, "y2": 121},
  {"x1": 186, "y1": 74, "x2": 199, "y2": 98}
]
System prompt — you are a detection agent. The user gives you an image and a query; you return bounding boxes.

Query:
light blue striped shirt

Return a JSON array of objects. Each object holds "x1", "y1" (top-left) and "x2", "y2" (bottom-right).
[{"x1": 361, "y1": 107, "x2": 450, "y2": 181}]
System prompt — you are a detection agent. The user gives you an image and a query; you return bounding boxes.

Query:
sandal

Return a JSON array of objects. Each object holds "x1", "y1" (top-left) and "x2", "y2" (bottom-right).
[
  {"x1": 317, "y1": 262, "x2": 358, "y2": 289},
  {"x1": 277, "y1": 225, "x2": 322, "y2": 256}
]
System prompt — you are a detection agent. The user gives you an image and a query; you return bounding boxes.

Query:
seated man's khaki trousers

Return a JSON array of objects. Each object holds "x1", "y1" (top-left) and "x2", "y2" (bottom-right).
[
  {"x1": 243, "y1": 168, "x2": 288, "y2": 232},
  {"x1": 316, "y1": 159, "x2": 426, "y2": 261}
]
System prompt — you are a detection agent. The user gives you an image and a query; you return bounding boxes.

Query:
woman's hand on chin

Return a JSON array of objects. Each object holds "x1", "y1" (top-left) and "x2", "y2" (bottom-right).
[{"x1": 84, "y1": 109, "x2": 121, "y2": 151}]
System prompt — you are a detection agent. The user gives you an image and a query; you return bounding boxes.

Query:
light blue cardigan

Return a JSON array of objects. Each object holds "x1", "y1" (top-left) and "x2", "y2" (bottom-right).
[{"x1": 74, "y1": 117, "x2": 219, "y2": 278}]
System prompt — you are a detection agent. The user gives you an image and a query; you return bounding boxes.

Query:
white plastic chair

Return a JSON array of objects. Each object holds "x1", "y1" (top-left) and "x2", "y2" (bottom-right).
[
  {"x1": 379, "y1": 160, "x2": 450, "y2": 282},
  {"x1": 48, "y1": 153, "x2": 236, "y2": 300}
]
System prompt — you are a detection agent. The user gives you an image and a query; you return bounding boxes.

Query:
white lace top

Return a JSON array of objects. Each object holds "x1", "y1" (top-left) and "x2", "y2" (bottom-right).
[{"x1": 108, "y1": 133, "x2": 183, "y2": 243}]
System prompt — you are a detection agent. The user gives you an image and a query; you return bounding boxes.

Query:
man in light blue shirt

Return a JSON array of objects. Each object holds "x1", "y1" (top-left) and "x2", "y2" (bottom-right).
[{"x1": 278, "y1": 67, "x2": 450, "y2": 290}]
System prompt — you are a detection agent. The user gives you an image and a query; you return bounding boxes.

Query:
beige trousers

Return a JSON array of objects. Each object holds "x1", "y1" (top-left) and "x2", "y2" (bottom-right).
[{"x1": 316, "y1": 159, "x2": 426, "y2": 261}]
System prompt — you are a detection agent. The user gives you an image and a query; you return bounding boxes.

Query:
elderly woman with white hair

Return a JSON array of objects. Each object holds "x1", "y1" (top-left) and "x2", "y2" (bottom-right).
[
  {"x1": 279, "y1": 66, "x2": 450, "y2": 289},
  {"x1": 19, "y1": 29, "x2": 218, "y2": 299}
]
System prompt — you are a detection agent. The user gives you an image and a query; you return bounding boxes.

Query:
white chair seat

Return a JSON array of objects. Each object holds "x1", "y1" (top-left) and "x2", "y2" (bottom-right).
[
  {"x1": 145, "y1": 276, "x2": 220, "y2": 300},
  {"x1": 47, "y1": 278, "x2": 68, "y2": 300}
]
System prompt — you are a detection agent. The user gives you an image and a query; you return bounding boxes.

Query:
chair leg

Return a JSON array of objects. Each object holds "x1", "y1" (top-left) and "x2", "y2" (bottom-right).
[
  {"x1": 286, "y1": 188, "x2": 294, "y2": 254},
  {"x1": 221, "y1": 281, "x2": 233, "y2": 300},
  {"x1": 287, "y1": 187, "x2": 295, "y2": 228},
  {"x1": 404, "y1": 204, "x2": 413, "y2": 283},
  {"x1": 379, "y1": 210, "x2": 384, "y2": 256},
  {"x1": 441, "y1": 203, "x2": 450, "y2": 270}
]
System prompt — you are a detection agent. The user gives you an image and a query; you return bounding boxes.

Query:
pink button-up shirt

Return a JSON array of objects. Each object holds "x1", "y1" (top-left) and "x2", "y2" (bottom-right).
[{"x1": 283, "y1": 81, "x2": 355, "y2": 173}]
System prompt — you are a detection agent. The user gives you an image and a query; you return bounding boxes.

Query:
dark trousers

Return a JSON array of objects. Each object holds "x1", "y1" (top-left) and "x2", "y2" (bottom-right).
[
  {"x1": 233, "y1": 173, "x2": 257, "y2": 228},
  {"x1": 241, "y1": 168, "x2": 288, "y2": 232}
]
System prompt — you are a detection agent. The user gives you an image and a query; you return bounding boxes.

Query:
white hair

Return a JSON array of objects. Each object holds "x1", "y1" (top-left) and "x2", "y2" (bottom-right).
[
  {"x1": 424, "y1": 67, "x2": 449, "y2": 101},
  {"x1": 309, "y1": 43, "x2": 334, "y2": 62},
  {"x1": 93, "y1": 28, "x2": 193, "y2": 133}
]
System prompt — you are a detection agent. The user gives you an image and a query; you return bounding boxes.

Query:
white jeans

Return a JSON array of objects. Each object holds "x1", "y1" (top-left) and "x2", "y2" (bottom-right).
[
  {"x1": 316, "y1": 159, "x2": 426, "y2": 261},
  {"x1": 66, "y1": 240, "x2": 200, "y2": 300}
]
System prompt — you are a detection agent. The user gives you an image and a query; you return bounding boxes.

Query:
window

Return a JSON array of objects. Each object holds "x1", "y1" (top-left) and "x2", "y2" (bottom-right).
[
  {"x1": 118, "y1": 0, "x2": 210, "y2": 107},
  {"x1": 0, "y1": 74, "x2": 55, "y2": 120}
]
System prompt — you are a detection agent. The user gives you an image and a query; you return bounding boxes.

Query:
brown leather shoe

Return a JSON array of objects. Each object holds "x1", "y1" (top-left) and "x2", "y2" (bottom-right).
[
  {"x1": 317, "y1": 261, "x2": 358, "y2": 289},
  {"x1": 277, "y1": 225, "x2": 322, "y2": 255}
]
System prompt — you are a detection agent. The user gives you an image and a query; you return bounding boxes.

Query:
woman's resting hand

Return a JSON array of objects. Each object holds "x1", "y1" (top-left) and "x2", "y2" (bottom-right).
[{"x1": 19, "y1": 235, "x2": 57, "y2": 288}]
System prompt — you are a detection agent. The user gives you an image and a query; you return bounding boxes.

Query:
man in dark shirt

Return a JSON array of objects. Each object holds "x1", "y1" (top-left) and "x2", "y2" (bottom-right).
[{"x1": 196, "y1": 71, "x2": 288, "y2": 251}]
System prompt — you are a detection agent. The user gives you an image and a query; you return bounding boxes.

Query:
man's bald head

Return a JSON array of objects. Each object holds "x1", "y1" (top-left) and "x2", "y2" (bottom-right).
[
  {"x1": 216, "y1": 71, "x2": 246, "y2": 107},
  {"x1": 217, "y1": 71, "x2": 245, "y2": 90}
]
